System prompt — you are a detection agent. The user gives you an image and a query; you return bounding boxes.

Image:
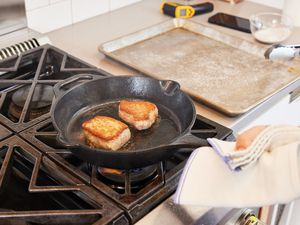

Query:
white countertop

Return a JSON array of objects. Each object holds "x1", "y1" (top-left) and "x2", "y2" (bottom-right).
[{"x1": 47, "y1": 0, "x2": 300, "y2": 132}]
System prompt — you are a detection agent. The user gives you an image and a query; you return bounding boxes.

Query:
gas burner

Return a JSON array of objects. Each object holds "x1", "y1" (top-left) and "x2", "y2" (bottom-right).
[
  {"x1": 8, "y1": 102, "x2": 50, "y2": 122},
  {"x1": 12, "y1": 84, "x2": 53, "y2": 109},
  {"x1": 97, "y1": 165, "x2": 158, "y2": 191},
  {"x1": 7, "y1": 84, "x2": 53, "y2": 121}
]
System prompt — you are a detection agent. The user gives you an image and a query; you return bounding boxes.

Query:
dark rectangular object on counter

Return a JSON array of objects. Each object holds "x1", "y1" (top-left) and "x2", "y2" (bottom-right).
[{"x1": 208, "y1": 12, "x2": 251, "y2": 33}]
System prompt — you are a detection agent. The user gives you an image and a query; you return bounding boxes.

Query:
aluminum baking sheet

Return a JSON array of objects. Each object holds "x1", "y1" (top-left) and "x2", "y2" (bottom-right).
[{"x1": 99, "y1": 19, "x2": 300, "y2": 116}]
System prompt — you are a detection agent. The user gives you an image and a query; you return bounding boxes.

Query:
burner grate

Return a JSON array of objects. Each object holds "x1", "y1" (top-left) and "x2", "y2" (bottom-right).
[
  {"x1": 0, "y1": 45, "x2": 109, "y2": 133},
  {"x1": 20, "y1": 115, "x2": 232, "y2": 223},
  {"x1": 0, "y1": 124, "x2": 11, "y2": 141},
  {"x1": 0, "y1": 136, "x2": 128, "y2": 225}
]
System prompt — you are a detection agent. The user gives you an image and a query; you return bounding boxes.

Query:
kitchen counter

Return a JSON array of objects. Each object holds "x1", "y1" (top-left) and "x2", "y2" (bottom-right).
[{"x1": 47, "y1": 0, "x2": 300, "y2": 134}]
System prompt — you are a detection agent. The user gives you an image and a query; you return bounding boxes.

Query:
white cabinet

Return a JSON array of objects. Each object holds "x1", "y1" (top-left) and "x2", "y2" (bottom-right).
[{"x1": 239, "y1": 93, "x2": 300, "y2": 133}]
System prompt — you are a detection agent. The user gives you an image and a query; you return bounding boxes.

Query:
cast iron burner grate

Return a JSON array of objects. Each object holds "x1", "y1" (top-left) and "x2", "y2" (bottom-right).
[
  {"x1": 0, "y1": 44, "x2": 109, "y2": 133},
  {"x1": 0, "y1": 124, "x2": 12, "y2": 141},
  {"x1": 20, "y1": 115, "x2": 232, "y2": 223},
  {"x1": 0, "y1": 136, "x2": 127, "y2": 225}
]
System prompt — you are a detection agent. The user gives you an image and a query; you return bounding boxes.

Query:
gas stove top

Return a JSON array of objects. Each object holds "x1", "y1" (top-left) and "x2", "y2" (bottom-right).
[{"x1": 0, "y1": 44, "x2": 233, "y2": 224}]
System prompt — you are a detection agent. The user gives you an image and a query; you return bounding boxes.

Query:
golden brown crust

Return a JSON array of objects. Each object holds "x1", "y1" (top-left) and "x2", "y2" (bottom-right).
[
  {"x1": 82, "y1": 116, "x2": 128, "y2": 141},
  {"x1": 119, "y1": 100, "x2": 157, "y2": 121}
]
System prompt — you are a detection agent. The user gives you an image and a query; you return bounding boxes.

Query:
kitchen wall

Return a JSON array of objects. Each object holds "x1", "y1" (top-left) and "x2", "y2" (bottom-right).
[
  {"x1": 26, "y1": 0, "x2": 284, "y2": 34},
  {"x1": 248, "y1": 0, "x2": 284, "y2": 9},
  {"x1": 25, "y1": 0, "x2": 141, "y2": 33}
]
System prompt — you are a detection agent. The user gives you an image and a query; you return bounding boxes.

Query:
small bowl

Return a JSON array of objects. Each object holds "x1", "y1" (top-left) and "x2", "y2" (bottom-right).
[{"x1": 250, "y1": 12, "x2": 293, "y2": 44}]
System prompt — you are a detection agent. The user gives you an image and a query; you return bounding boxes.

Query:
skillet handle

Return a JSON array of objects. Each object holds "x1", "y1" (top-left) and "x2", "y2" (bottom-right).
[
  {"x1": 168, "y1": 133, "x2": 209, "y2": 149},
  {"x1": 53, "y1": 74, "x2": 101, "y2": 98},
  {"x1": 159, "y1": 80, "x2": 180, "y2": 96}
]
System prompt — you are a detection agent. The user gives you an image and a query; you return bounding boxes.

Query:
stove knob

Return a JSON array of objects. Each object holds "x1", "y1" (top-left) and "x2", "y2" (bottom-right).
[
  {"x1": 234, "y1": 209, "x2": 265, "y2": 225},
  {"x1": 224, "y1": 209, "x2": 265, "y2": 225},
  {"x1": 242, "y1": 215, "x2": 265, "y2": 225}
]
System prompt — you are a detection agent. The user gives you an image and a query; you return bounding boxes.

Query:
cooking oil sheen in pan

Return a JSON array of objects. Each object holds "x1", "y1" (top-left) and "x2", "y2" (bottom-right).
[{"x1": 67, "y1": 100, "x2": 181, "y2": 151}]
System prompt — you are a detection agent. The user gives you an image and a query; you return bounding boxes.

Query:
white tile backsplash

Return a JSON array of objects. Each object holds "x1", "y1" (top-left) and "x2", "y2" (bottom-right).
[
  {"x1": 26, "y1": 0, "x2": 72, "y2": 33},
  {"x1": 110, "y1": 0, "x2": 141, "y2": 11},
  {"x1": 72, "y1": 0, "x2": 110, "y2": 23},
  {"x1": 49, "y1": 0, "x2": 65, "y2": 4},
  {"x1": 25, "y1": 0, "x2": 49, "y2": 11},
  {"x1": 25, "y1": 0, "x2": 141, "y2": 33},
  {"x1": 247, "y1": 0, "x2": 284, "y2": 9}
]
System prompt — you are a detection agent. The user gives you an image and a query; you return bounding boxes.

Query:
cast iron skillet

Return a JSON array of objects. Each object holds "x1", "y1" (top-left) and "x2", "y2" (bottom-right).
[{"x1": 51, "y1": 74, "x2": 209, "y2": 169}]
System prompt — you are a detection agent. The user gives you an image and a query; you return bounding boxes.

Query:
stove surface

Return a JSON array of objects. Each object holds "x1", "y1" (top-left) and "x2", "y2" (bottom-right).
[
  {"x1": 0, "y1": 44, "x2": 233, "y2": 224},
  {"x1": 0, "y1": 136, "x2": 126, "y2": 225}
]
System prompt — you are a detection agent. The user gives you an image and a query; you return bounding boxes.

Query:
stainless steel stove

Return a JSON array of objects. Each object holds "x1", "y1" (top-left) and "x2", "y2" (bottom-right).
[{"x1": 0, "y1": 44, "x2": 234, "y2": 224}]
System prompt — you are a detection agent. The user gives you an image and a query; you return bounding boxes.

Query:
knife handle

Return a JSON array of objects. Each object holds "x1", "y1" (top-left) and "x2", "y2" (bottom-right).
[{"x1": 193, "y1": 2, "x2": 214, "y2": 16}]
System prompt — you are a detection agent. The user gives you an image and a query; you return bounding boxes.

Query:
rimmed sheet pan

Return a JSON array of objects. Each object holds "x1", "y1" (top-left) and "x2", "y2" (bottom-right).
[{"x1": 99, "y1": 19, "x2": 300, "y2": 116}]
